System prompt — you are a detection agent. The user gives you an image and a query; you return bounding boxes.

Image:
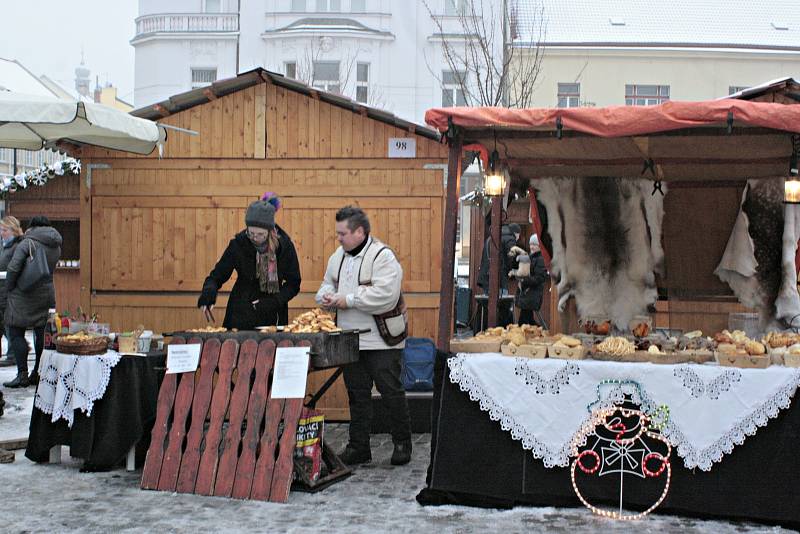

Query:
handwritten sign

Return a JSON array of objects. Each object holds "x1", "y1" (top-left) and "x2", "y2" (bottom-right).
[
  {"x1": 388, "y1": 137, "x2": 416, "y2": 158},
  {"x1": 166, "y1": 343, "x2": 202, "y2": 374},
  {"x1": 271, "y1": 346, "x2": 310, "y2": 399}
]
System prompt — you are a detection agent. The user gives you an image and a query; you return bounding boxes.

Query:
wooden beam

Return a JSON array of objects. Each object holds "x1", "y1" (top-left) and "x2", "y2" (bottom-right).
[
  {"x1": 464, "y1": 126, "x2": 788, "y2": 143},
  {"x1": 507, "y1": 156, "x2": 789, "y2": 167},
  {"x1": 437, "y1": 133, "x2": 463, "y2": 351},
  {"x1": 153, "y1": 104, "x2": 171, "y2": 118},
  {"x1": 487, "y1": 197, "x2": 501, "y2": 328},
  {"x1": 73, "y1": 158, "x2": 447, "y2": 170}
]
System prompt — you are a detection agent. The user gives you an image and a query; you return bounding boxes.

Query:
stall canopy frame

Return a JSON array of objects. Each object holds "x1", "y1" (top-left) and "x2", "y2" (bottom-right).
[{"x1": 426, "y1": 100, "x2": 800, "y2": 349}]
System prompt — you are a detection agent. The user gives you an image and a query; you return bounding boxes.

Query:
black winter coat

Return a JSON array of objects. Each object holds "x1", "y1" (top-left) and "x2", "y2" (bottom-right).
[
  {"x1": 199, "y1": 226, "x2": 301, "y2": 329},
  {"x1": 5, "y1": 227, "x2": 62, "y2": 328},
  {"x1": 516, "y1": 251, "x2": 547, "y2": 311},
  {"x1": 0, "y1": 236, "x2": 22, "y2": 320},
  {"x1": 477, "y1": 225, "x2": 519, "y2": 292}
]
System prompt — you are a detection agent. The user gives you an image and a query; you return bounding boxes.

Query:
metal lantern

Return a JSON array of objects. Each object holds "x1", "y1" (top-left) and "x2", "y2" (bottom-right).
[
  {"x1": 484, "y1": 149, "x2": 505, "y2": 196},
  {"x1": 786, "y1": 137, "x2": 800, "y2": 204}
]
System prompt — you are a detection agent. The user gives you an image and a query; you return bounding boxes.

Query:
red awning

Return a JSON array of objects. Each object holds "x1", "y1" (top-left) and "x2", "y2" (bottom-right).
[{"x1": 425, "y1": 99, "x2": 800, "y2": 137}]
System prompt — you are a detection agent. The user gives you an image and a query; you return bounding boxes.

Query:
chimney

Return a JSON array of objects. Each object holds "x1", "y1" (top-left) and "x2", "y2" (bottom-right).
[{"x1": 94, "y1": 75, "x2": 101, "y2": 103}]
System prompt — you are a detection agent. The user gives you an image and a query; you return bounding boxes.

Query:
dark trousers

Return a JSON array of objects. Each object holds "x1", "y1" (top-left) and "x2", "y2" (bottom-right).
[
  {"x1": 7, "y1": 325, "x2": 44, "y2": 377},
  {"x1": 518, "y1": 309, "x2": 536, "y2": 326},
  {"x1": 343, "y1": 348, "x2": 411, "y2": 451}
]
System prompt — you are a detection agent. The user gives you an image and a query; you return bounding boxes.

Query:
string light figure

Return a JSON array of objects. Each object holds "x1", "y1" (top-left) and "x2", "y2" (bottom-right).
[{"x1": 570, "y1": 403, "x2": 672, "y2": 521}]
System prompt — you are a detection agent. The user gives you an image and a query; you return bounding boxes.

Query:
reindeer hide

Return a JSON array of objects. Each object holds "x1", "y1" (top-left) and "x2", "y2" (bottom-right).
[
  {"x1": 715, "y1": 178, "x2": 800, "y2": 329},
  {"x1": 534, "y1": 177, "x2": 666, "y2": 330}
]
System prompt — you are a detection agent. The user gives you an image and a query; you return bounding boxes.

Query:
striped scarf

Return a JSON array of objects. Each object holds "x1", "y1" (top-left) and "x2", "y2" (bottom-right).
[{"x1": 255, "y1": 230, "x2": 280, "y2": 294}]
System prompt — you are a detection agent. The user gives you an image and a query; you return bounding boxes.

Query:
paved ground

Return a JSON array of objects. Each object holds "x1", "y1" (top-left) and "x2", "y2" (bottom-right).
[{"x1": 0, "y1": 357, "x2": 793, "y2": 533}]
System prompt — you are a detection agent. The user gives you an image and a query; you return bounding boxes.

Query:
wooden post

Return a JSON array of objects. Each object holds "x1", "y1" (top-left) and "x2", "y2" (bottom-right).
[
  {"x1": 436, "y1": 133, "x2": 463, "y2": 351},
  {"x1": 487, "y1": 197, "x2": 502, "y2": 327}
]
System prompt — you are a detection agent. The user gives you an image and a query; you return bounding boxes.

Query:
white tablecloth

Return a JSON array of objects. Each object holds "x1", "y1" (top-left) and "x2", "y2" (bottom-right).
[
  {"x1": 448, "y1": 353, "x2": 800, "y2": 471},
  {"x1": 34, "y1": 350, "x2": 122, "y2": 427}
]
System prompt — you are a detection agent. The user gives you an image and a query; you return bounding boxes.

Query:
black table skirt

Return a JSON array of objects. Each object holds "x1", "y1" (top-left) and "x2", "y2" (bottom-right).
[
  {"x1": 420, "y1": 351, "x2": 800, "y2": 529},
  {"x1": 26, "y1": 354, "x2": 163, "y2": 471}
]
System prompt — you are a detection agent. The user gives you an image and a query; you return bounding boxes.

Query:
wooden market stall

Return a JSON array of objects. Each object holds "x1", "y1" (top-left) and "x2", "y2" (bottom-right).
[
  {"x1": 427, "y1": 100, "x2": 800, "y2": 349},
  {"x1": 73, "y1": 68, "x2": 448, "y2": 419}
]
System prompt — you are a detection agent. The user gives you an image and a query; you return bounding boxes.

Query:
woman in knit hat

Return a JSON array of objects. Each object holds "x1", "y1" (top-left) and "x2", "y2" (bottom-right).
[{"x1": 198, "y1": 193, "x2": 301, "y2": 330}]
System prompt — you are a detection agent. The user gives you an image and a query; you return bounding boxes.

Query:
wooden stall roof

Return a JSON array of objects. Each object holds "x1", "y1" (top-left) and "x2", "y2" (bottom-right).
[
  {"x1": 723, "y1": 77, "x2": 800, "y2": 104},
  {"x1": 133, "y1": 67, "x2": 441, "y2": 142},
  {"x1": 425, "y1": 100, "x2": 800, "y2": 181}
]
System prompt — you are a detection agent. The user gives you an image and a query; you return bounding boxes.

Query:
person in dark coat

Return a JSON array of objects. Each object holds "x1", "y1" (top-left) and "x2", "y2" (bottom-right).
[
  {"x1": 3, "y1": 216, "x2": 62, "y2": 388},
  {"x1": 0, "y1": 216, "x2": 24, "y2": 368},
  {"x1": 198, "y1": 194, "x2": 301, "y2": 330},
  {"x1": 512, "y1": 234, "x2": 548, "y2": 326},
  {"x1": 476, "y1": 222, "x2": 520, "y2": 328}
]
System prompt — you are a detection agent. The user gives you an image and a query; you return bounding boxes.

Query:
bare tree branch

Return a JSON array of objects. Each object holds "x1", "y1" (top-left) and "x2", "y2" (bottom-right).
[{"x1": 424, "y1": 0, "x2": 546, "y2": 108}]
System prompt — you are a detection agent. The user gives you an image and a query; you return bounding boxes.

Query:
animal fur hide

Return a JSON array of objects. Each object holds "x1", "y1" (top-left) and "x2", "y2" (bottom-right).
[
  {"x1": 714, "y1": 178, "x2": 800, "y2": 330},
  {"x1": 534, "y1": 177, "x2": 666, "y2": 330}
]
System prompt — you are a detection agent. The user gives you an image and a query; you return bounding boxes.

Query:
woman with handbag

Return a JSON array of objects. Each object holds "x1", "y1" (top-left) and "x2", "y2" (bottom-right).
[
  {"x1": 3, "y1": 216, "x2": 62, "y2": 388},
  {"x1": 0, "y1": 216, "x2": 24, "y2": 368}
]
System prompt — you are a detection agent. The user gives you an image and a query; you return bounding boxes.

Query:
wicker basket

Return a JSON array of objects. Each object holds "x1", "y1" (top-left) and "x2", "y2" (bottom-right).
[{"x1": 55, "y1": 336, "x2": 110, "y2": 356}]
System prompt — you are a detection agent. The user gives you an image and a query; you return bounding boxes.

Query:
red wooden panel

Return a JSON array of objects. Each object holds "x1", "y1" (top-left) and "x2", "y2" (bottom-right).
[
  {"x1": 156, "y1": 338, "x2": 203, "y2": 491},
  {"x1": 141, "y1": 336, "x2": 185, "y2": 490},
  {"x1": 213, "y1": 338, "x2": 258, "y2": 497},
  {"x1": 195, "y1": 339, "x2": 239, "y2": 495},
  {"x1": 268, "y1": 339, "x2": 310, "y2": 503},
  {"x1": 232, "y1": 339, "x2": 276, "y2": 499},
  {"x1": 250, "y1": 339, "x2": 294, "y2": 500},
  {"x1": 176, "y1": 338, "x2": 222, "y2": 493}
]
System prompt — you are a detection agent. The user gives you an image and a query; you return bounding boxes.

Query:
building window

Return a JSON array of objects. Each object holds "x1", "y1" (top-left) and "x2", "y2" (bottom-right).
[
  {"x1": 625, "y1": 84, "x2": 669, "y2": 106},
  {"x1": 291, "y1": 0, "x2": 306, "y2": 12},
  {"x1": 444, "y1": 0, "x2": 469, "y2": 15},
  {"x1": 316, "y1": 0, "x2": 341, "y2": 11},
  {"x1": 557, "y1": 83, "x2": 580, "y2": 108},
  {"x1": 729, "y1": 85, "x2": 749, "y2": 95},
  {"x1": 204, "y1": 0, "x2": 221, "y2": 12},
  {"x1": 191, "y1": 68, "x2": 217, "y2": 88},
  {"x1": 285, "y1": 62, "x2": 297, "y2": 79},
  {"x1": 351, "y1": 0, "x2": 366, "y2": 11},
  {"x1": 356, "y1": 62, "x2": 369, "y2": 103},
  {"x1": 442, "y1": 70, "x2": 467, "y2": 107},
  {"x1": 313, "y1": 61, "x2": 340, "y2": 93}
]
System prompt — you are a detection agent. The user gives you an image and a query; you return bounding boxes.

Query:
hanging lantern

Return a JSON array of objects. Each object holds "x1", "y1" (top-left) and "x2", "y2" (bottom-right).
[
  {"x1": 483, "y1": 149, "x2": 505, "y2": 196},
  {"x1": 785, "y1": 136, "x2": 800, "y2": 204}
]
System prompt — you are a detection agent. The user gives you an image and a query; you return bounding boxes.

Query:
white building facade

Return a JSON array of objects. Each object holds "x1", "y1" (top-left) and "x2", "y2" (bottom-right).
[{"x1": 132, "y1": 0, "x2": 491, "y2": 124}]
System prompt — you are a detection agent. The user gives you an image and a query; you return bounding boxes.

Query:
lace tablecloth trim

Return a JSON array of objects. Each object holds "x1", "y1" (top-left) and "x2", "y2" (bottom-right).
[
  {"x1": 35, "y1": 352, "x2": 122, "y2": 427},
  {"x1": 663, "y1": 369, "x2": 800, "y2": 471},
  {"x1": 448, "y1": 355, "x2": 800, "y2": 471}
]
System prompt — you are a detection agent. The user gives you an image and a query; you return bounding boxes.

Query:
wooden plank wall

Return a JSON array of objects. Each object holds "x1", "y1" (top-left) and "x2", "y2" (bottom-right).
[{"x1": 80, "y1": 82, "x2": 447, "y2": 420}]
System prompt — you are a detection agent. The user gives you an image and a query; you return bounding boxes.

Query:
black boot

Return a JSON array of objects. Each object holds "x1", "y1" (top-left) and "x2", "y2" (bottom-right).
[
  {"x1": 3, "y1": 374, "x2": 30, "y2": 388},
  {"x1": 391, "y1": 440, "x2": 412, "y2": 466},
  {"x1": 28, "y1": 372, "x2": 39, "y2": 385},
  {"x1": 338, "y1": 445, "x2": 371, "y2": 465}
]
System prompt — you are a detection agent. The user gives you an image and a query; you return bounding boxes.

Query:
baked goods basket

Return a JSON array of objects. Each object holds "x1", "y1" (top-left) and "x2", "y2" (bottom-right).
[{"x1": 55, "y1": 333, "x2": 110, "y2": 356}]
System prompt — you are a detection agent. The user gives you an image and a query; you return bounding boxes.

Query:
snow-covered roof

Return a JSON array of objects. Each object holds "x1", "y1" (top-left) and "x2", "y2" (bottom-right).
[
  {"x1": 513, "y1": 0, "x2": 800, "y2": 50},
  {"x1": 0, "y1": 58, "x2": 59, "y2": 98}
]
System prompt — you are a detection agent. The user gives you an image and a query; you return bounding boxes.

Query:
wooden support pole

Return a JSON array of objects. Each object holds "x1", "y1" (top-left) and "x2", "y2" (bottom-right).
[
  {"x1": 437, "y1": 133, "x2": 463, "y2": 351},
  {"x1": 487, "y1": 197, "x2": 502, "y2": 327}
]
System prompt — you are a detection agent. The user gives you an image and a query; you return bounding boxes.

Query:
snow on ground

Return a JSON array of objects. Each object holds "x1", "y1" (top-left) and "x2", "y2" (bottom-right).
[{"x1": 0, "y1": 358, "x2": 792, "y2": 533}]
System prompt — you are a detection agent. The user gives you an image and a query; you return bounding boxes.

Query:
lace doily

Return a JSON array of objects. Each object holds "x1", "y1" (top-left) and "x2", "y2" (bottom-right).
[
  {"x1": 448, "y1": 354, "x2": 800, "y2": 471},
  {"x1": 35, "y1": 350, "x2": 122, "y2": 427}
]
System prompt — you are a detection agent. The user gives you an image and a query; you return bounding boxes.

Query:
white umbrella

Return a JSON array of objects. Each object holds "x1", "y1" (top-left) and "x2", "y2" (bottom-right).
[{"x1": 0, "y1": 91, "x2": 165, "y2": 155}]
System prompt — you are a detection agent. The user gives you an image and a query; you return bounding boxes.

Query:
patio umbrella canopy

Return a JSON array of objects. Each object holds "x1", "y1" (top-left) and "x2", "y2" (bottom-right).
[{"x1": 0, "y1": 91, "x2": 165, "y2": 155}]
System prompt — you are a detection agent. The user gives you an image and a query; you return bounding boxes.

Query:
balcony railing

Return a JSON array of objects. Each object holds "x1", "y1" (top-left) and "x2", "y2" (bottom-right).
[{"x1": 134, "y1": 13, "x2": 239, "y2": 37}]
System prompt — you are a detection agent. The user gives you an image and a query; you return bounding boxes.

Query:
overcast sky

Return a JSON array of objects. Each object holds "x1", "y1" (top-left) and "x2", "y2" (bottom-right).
[{"x1": 1, "y1": 0, "x2": 138, "y2": 103}]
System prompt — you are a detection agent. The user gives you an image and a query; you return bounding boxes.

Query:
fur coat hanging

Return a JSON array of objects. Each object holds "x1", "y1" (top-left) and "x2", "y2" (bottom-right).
[{"x1": 534, "y1": 177, "x2": 666, "y2": 330}]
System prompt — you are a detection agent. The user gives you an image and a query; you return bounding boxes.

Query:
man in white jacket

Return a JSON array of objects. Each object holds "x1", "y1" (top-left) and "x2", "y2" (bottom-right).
[{"x1": 316, "y1": 206, "x2": 412, "y2": 466}]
